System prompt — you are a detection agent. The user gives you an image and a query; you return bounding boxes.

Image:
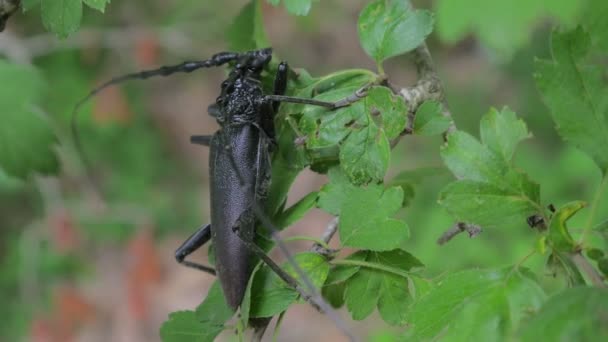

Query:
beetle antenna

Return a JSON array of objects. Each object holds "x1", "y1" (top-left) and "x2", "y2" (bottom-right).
[{"x1": 70, "y1": 52, "x2": 241, "y2": 186}]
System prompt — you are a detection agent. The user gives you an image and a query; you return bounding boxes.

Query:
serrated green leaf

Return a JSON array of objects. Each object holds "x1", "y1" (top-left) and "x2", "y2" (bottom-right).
[
  {"x1": 83, "y1": 0, "x2": 110, "y2": 12},
  {"x1": 0, "y1": 61, "x2": 59, "y2": 179},
  {"x1": 266, "y1": 0, "x2": 317, "y2": 16},
  {"x1": 250, "y1": 252, "x2": 329, "y2": 317},
  {"x1": 344, "y1": 249, "x2": 423, "y2": 325},
  {"x1": 227, "y1": 0, "x2": 269, "y2": 51},
  {"x1": 318, "y1": 168, "x2": 409, "y2": 250},
  {"x1": 480, "y1": 107, "x2": 531, "y2": 162},
  {"x1": 435, "y1": 0, "x2": 582, "y2": 57},
  {"x1": 439, "y1": 180, "x2": 540, "y2": 229},
  {"x1": 519, "y1": 287, "x2": 608, "y2": 341},
  {"x1": 301, "y1": 86, "x2": 406, "y2": 184},
  {"x1": 439, "y1": 108, "x2": 541, "y2": 228},
  {"x1": 413, "y1": 101, "x2": 452, "y2": 136},
  {"x1": 548, "y1": 201, "x2": 586, "y2": 252},
  {"x1": 160, "y1": 311, "x2": 218, "y2": 342},
  {"x1": 535, "y1": 27, "x2": 608, "y2": 174},
  {"x1": 405, "y1": 268, "x2": 546, "y2": 341},
  {"x1": 358, "y1": 0, "x2": 434, "y2": 65},
  {"x1": 41, "y1": 0, "x2": 83, "y2": 38}
]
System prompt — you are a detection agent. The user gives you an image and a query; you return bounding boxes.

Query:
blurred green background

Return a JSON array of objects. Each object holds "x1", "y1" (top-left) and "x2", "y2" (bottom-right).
[{"x1": 0, "y1": 0, "x2": 606, "y2": 341}]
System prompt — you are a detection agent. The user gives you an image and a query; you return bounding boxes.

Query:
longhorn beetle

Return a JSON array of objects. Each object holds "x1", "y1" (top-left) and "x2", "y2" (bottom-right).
[{"x1": 72, "y1": 48, "x2": 365, "y2": 333}]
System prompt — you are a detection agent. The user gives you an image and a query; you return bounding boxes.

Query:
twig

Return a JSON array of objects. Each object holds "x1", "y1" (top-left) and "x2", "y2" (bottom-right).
[
  {"x1": 399, "y1": 43, "x2": 456, "y2": 140},
  {"x1": 437, "y1": 222, "x2": 482, "y2": 245},
  {"x1": 570, "y1": 252, "x2": 606, "y2": 288},
  {"x1": 311, "y1": 217, "x2": 339, "y2": 256}
]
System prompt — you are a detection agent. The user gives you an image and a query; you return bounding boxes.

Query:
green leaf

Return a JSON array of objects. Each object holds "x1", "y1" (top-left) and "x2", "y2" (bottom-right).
[
  {"x1": 301, "y1": 86, "x2": 406, "y2": 184},
  {"x1": 405, "y1": 268, "x2": 546, "y2": 341},
  {"x1": 250, "y1": 252, "x2": 329, "y2": 317},
  {"x1": 413, "y1": 101, "x2": 452, "y2": 136},
  {"x1": 548, "y1": 201, "x2": 586, "y2": 252},
  {"x1": 318, "y1": 168, "x2": 409, "y2": 250},
  {"x1": 358, "y1": 0, "x2": 434, "y2": 65},
  {"x1": 273, "y1": 191, "x2": 318, "y2": 229},
  {"x1": 160, "y1": 311, "x2": 217, "y2": 342},
  {"x1": 266, "y1": 0, "x2": 317, "y2": 16},
  {"x1": 227, "y1": 0, "x2": 269, "y2": 51},
  {"x1": 195, "y1": 281, "x2": 234, "y2": 329},
  {"x1": 535, "y1": 27, "x2": 608, "y2": 174},
  {"x1": 439, "y1": 108, "x2": 541, "y2": 228},
  {"x1": 41, "y1": 0, "x2": 83, "y2": 38},
  {"x1": 343, "y1": 249, "x2": 423, "y2": 325},
  {"x1": 0, "y1": 61, "x2": 59, "y2": 179},
  {"x1": 519, "y1": 287, "x2": 608, "y2": 341},
  {"x1": 435, "y1": 0, "x2": 582, "y2": 57},
  {"x1": 83, "y1": 0, "x2": 110, "y2": 12},
  {"x1": 480, "y1": 107, "x2": 531, "y2": 162}
]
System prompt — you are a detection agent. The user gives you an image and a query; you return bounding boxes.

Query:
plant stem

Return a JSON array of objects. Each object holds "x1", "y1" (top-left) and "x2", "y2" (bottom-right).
[
  {"x1": 331, "y1": 259, "x2": 411, "y2": 278},
  {"x1": 570, "y1": 252, "x2": 606, "y2": 288}
]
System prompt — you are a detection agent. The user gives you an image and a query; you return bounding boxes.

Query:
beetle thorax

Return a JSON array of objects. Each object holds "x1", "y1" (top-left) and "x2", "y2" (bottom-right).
[{"x1": 216, "y1": 77, "x2": 264, "y2": 125}]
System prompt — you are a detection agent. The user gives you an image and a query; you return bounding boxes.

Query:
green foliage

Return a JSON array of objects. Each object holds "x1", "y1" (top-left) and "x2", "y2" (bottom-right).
[
  {"x1": 23, "y1": 0, "x2": 110, "y2": 38},
  {"x1": 0, "y1": 60, "x2": 59, "y2": 179},
  {"x1": 160, "y1": 311, "x2": 216, "y2": 342},
  {"x1": 341, "y1": 249, "x2": 422, "y2": 325},
  {"x1": 435, "y1": 0, "x2": 582, "y2": 56},
  {"x1": 227, "y1": 0, "x2": 269, "y2": 51},
  {"x1": 535, "y1": 27, "x2": 608, "y2": 175},
  {"x1": 439, "y1": 107, "x2": 542, "y2": 228},
  {"x1": 358, "y1": 0, "x2": 434, "y2": 70},
  {"x1": 6, "y1": 0, "x2": 608, "y2": 341},
  {"x1": 249, "y1": 252, "x2": 329, "y2": 317},
  {"x1": 318, "y1": 168, "x2": 409, "y2": 250},
  {"x1": 405, "y1": 268, "x2": 546, "y2": 341},
  {"x1": 518, "y1": 287, "x2": 608, "y2": 341},
  {"x1": 413, "y1": 101, "x2": 452, "y2": 136},
  {"x1": 300, "y1": 85, "x2": 407, "y2": 183}
]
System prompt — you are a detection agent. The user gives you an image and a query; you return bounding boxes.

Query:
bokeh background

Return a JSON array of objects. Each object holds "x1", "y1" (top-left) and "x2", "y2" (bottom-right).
[{"x1": 1, "y1": 0, "x2": 606, "y2": 341}]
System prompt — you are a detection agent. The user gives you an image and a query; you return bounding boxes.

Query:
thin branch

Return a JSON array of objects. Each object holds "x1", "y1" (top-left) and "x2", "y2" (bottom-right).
[
  {"x1": 570, "y1": 252, "x2": 606, "y2": 288},
  {"x1": 396, "y1": 42, "x2": 480, "y2": 244},
  {"x1": 399, "y1": 43, "x2": 456, "y2": 139},
  {"x1": 311, "y1": 217, "x2": 339, "y2": 257},
  {"x1": 437, "y1": 222, "x2": 482, "y2": 245}
]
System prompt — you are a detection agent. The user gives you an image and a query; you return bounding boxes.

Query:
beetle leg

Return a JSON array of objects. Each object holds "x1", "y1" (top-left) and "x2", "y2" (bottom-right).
[
  {"x1": 263, "y1": 83, "x2": 371, "y2": 109},
  {"x1": 190, "y1": 135, "x2": 213, "y2": 146},
  {"x1": 230, "y1": 223, "x2": 323, "y2": 313},
  {"x1": 175, "y1": 224, "x2": 216, "y2": 275},
  {"x1": 272, "y1": 61, "x2": 289, "y2": 112}
]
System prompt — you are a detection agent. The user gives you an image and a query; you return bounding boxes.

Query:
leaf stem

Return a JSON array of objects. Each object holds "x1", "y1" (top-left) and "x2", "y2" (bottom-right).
[
  {"x1": 570, "y1": 252, "x2": 606, "y2": 288},
  {"x1": 331, "y1": 259, "x2": 410, "y2": 278},
  {"x1": 581, "y1": 174, "x2": 608, "y2": 244}
]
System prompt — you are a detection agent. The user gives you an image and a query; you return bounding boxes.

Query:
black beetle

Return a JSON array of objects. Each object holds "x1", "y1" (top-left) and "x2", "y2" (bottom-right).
[{"x1": 72, "y1": 48, "x2": 362, "y2": 311}]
